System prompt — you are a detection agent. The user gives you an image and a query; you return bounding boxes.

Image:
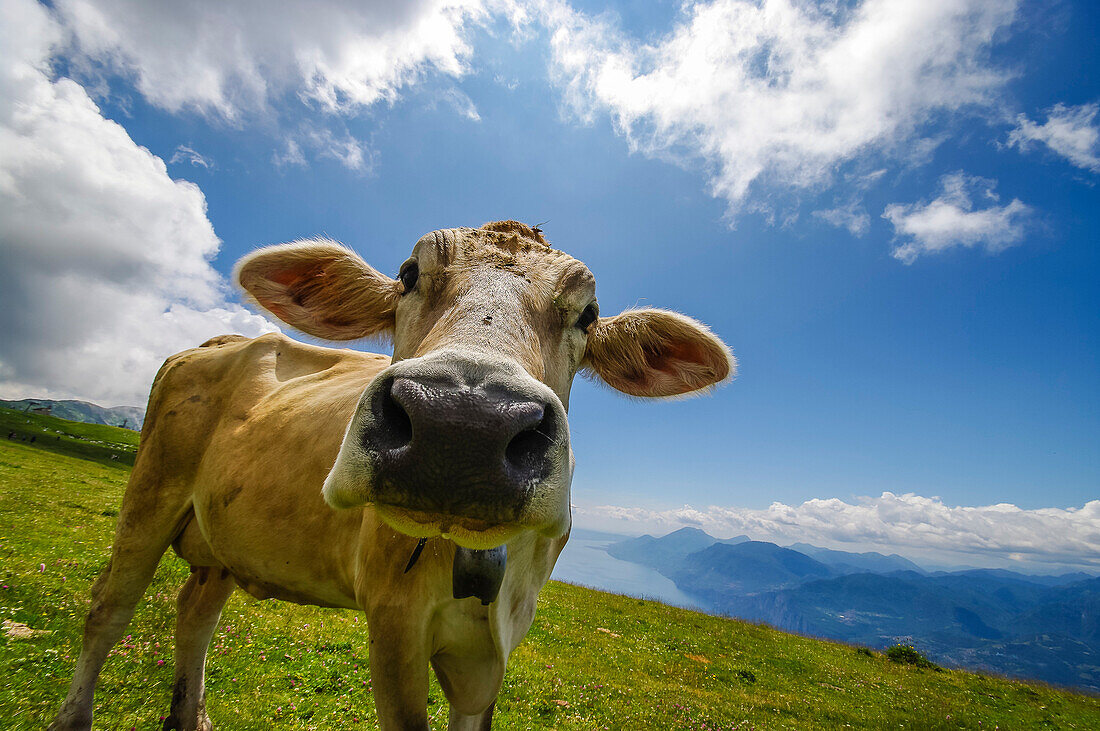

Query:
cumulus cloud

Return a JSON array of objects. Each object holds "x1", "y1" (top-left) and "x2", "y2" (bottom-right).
[
  {"x1": 574, "y1": 492, "x2": 1100, "y2": 571},
  {"x1": 0, "y1": 0, "x2": 275, "y2": 407},
  {"x1": 54, "y1": 0, "x2": 494, "y2": 120},
  {"x1": 540, "y1": 0, "x2": 1019, "y2": 216},
  {"x1": 883, "y1": 172, "x2": 1031, "y2": 263},
  {"x1": 1008, "y1": 102, "x2": 1100, "y2": 173}
]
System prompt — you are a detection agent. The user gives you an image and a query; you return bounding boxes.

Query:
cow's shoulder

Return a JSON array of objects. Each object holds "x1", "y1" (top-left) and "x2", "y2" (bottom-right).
[
  {"x1": 144, "y1": 332, "x2": 389, "y2": 438},
  {"x1": 198, "y1": 333, "x2": 252, "y2": 348},
  {"x1": 159, "y1": 331, "x2": 386, "y2": 384}
]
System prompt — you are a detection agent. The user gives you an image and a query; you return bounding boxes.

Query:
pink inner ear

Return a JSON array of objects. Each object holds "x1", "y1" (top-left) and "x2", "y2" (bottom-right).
[
  {"x1": 268, "y1": 263, "x2": 319, "y2": 288},
  {"x1": 265, "y1": 302, "x2": 292, "y2": 323},
  {"x1": 646, "y1": 340, "x2": 707, "y2": 374}
]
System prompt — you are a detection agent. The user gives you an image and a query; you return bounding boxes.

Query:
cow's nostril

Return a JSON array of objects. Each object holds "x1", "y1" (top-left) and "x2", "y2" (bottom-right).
[
  {"x1": 367, "y1": 377, "x2": 412, "y2": 451},
  {"x1": 505, "y1": 407, "x2": 556, "y2": 478}
]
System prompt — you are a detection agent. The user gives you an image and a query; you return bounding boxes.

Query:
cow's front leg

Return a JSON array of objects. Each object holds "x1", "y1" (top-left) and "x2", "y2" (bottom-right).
[
  {"x1": 446, "y1": 702, "x2": 495, "y2": 731},
  {"x1": 432, "y1": 651, "x2": 504, "y2": 731},
  {"x1": 368, "y1": 606, "x2": 431, "y2": 731},
  {"x1": 162, "y1": 568, "x2": 236, "y2": 731}
]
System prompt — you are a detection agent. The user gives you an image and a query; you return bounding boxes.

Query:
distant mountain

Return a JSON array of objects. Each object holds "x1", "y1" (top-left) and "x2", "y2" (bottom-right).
[
  {"x1": 713, "y1": 570, "x2": 1100, "y2": 693},
  {"x1": 605, "y1": 527, "x2": 1100, "y2": 692},
  {"x1": 569, "y1": 527, "x2": 635, "y2": 543},
  {"x1": 673, "y1": 541, "x2": 834, "y2": 598},
  {"x1": 1011, "y1": 577, "x2": 1100, "y2": 645},
  {"x1": 938, "y1": 568, "x2": 1096, "y2": 588},
  {"x1": 0, "y1": 399, "x2": 144, "y2": 431},
  {"x1": 788, "y1": 542, "x2": 925, "y2": 574},
  {"x1": 606, "y1": 527, "x2": 749, "y2": 576}
]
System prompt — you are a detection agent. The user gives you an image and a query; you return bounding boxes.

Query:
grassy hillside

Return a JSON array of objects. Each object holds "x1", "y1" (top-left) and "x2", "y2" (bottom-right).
[
  {"x1": 1, "y1": 422, "x2": 1098, "y2": 729},
  {"x1": 0, "y1": 399, "x2": 145, "y2": 431},
  {"x1": 0, "y1": 406, "x2": 138, "y2": 467}
]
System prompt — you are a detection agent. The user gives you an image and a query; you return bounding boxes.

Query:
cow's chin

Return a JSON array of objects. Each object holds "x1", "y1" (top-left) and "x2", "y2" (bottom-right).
[{"x1": 374, "y1": 504, "x2": 522, "y2": 550}]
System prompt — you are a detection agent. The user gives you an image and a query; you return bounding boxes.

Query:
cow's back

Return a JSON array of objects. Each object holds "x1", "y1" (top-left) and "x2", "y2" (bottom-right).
[{"x1": 135, "y1": 332, "x2": 391, "y2": 608}]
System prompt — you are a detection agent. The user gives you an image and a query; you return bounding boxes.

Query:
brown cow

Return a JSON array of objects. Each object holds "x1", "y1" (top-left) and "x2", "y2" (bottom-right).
[{"x1": 49, "y1": 221, "x2": 733, "y2": 730}]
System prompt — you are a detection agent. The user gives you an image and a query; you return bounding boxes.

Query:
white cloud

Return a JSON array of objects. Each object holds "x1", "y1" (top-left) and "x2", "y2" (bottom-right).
[
  {"x1": 574, "y1": 492, "x2": 1100, "y2": 571},
  {"x1": 168, "y1": 144, "x2": 212, "y2": 169},
  {"x1": 270, "y1": 127, "x2": 374, "y2": 172},
  {"x1": 1008, "y1": 102, "x2": 1100, "y2": 173},
  {"x1": 307, "y1": 127, "x2": 372, "y2": 172},
  {"x1": 272, "y1": 138, "x2": 307, "y2": 169},
  {"x1": 883, "y1": 172, "x2": 1030, "y2": 263},
  {"x1": 0, "y1": 0, "x2": 275, "y2": 407},
  {"x1": 54, "y1": 0, "x2": 494, "y2": 120},
  {"x1": 814, "y1": 199, "x2": 870, "y2": 236},
  {"x1": 441, "y1": 87, "x2": 482, "y2": 121},
  {"x1": 540, "y1": 0, "x2": 1019, "y2": 217}
]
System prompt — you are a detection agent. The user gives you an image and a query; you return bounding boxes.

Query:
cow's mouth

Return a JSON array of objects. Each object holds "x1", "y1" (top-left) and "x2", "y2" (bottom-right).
[
  {"x1": 375, "y1": 503, "x2": 522, "y2": 550},
  {"x1": 382, "y1": 504, "x2": 511, "y2": 604}
]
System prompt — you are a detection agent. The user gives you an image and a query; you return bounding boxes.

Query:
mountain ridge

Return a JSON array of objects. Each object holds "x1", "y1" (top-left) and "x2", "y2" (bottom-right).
[
  {"x1": 0, "y1": 398, "x2": 144, "y2": 430},
  {"x1": 605, "y1": 528, "x2": 1100, "y2": 693}
]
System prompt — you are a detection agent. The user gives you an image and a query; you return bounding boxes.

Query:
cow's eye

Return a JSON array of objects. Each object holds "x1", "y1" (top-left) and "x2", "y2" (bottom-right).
[
  {"x1": 399, "y1": 261, "x2": 419, "y2": 294},
  {"x1": 576, "y1": 302, "x2": 598, "y2": 331}
]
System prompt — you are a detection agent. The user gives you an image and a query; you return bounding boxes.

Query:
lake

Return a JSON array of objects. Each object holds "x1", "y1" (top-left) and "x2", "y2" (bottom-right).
[{"x1": 550, "y1": 529, "x2": 713, "y2": 612}]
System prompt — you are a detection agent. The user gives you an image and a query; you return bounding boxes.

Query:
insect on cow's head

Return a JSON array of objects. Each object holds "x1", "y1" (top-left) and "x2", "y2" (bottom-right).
[{"x1": 236, "y1": 221, "x2": 733, "y2": 551}]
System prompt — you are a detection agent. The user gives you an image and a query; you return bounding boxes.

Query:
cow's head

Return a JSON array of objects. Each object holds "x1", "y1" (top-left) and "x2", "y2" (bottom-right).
[{"x1": 236, "y1": 222, "x2": 733, "y2": 550}]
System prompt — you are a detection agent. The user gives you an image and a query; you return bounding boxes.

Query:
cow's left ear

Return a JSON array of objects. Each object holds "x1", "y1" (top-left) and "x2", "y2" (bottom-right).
[
  {"x1": 235, "y1": 239, "x2": 400, "y2": 341},
  {"x1": 583, "y1": 309, "x2": 735, "y2": 397}
]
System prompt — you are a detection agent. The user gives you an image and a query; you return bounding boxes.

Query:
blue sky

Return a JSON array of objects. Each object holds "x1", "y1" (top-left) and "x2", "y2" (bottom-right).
[{"x1": 1, "y1": 0, "x2": 1097, "y2": 571}]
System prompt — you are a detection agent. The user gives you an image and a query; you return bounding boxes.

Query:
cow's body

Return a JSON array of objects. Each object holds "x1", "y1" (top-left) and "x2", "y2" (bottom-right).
[
  {"x1": 50, "y1": 222, "x2": 732, "y2": 730},
  {"x1": 166, "y1": 333, "x2": 564, "y2": 718}
]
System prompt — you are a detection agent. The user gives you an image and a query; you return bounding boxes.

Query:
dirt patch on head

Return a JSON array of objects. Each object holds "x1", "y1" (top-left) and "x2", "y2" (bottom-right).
[{"x1": 479, "y1": 220, "x2": 549, "y2": 248}]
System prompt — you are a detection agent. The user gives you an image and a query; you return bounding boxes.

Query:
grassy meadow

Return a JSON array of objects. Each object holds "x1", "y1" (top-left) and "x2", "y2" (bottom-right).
[{"x1": 1, "y1": 408, "x2": 1098, "y2": 729}]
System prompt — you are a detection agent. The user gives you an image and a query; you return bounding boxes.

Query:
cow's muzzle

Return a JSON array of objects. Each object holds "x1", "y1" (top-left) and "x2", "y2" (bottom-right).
[
  {"x1": 365, "y1": 373, "x2": 558, "y2": 515},
  {"x1": 323, "y1": 351, "x2": 572, "y2": 548}
]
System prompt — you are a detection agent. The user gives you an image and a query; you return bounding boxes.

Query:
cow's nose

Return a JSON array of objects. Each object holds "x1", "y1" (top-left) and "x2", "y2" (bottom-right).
[
  {"x1": 388, "y1": 377, "x2": 551, "y2": 470},
  {"x1": 362, "y1": 374, "x2": 559, "y2": 519}
]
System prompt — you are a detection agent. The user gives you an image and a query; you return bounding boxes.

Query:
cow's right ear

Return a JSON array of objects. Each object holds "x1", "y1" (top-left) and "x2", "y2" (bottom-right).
[
  {"x1": 235, "y1": 239, "x2": 400, "y2": 341},
  {"x1": 583, "y1": 308, "x2": 734, "y2": 397}
]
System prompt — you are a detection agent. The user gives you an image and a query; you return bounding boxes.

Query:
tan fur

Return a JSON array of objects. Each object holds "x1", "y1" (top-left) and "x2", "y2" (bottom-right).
[
  {"x1": 584, "y1": 309, "x2": 736, "y2": 397},
  {"x1": 50, "y1": 222, "x2": 732, "y2": 731},
  {"x1": 235, "y1": 239, "x2": 400, "y2": 341},
  {"x1": 478, "y1": 220, "x2": 549, "y2": 247}
]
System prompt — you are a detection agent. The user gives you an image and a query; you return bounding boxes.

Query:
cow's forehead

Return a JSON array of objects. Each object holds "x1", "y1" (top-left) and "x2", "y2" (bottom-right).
[{"x1": 411, "y1": 224, "x2": 594, "y2": 296}]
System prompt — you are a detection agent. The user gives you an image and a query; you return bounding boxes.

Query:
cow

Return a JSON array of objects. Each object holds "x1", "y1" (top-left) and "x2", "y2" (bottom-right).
[{"x1": 49, "y1": 221, "x2": 733, "y2": 731}]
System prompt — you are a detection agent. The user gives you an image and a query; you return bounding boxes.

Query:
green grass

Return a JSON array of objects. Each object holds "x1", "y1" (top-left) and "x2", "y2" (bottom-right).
[
  {"x1": 1, "y1": 416, "x2": 1099, "y2": 729},
  {"x1": 0, "y1": 406, "x2": 138, "y2": 468}
]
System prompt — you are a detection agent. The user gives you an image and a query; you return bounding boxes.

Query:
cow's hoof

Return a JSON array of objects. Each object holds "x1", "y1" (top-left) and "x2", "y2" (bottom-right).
[
  {"x1": 47, "y1": 704, "x2": 93, "y2": 731},
  {"x1": 161, "y1": 712, "x2": 213, "y2": 731}
]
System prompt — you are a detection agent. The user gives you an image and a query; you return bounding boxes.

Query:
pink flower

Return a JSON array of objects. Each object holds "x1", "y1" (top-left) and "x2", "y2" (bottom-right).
[{"x1": 157, "y1": 659, "x2": 165, "y2": 666}]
